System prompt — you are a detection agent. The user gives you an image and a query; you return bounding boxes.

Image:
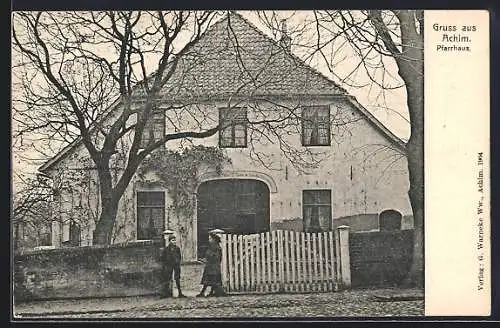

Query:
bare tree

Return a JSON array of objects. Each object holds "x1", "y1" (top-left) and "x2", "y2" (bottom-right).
[
  {"x1": 12, "y1": 11, "x2": 360, "y2": 246},
  {"x1": 266, "y1": 10, "x2": 423, "y2": 286},
  {"x1": 12, "y1": 173, "x2": 54, "y2": 251},
  {"x1": 12, "y1": 11, "x2": 226, "y2": 244}
]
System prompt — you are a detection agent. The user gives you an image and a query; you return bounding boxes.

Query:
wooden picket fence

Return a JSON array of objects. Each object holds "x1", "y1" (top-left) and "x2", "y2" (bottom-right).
[{"x1": 220, "y1": 230, "x2": 348, "y2": 294}]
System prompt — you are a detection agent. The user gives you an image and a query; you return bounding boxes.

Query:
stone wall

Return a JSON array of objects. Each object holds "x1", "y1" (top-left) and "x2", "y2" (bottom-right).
[
  {"x1": 14, "y1": 228, "x2": 415, "y2": 302},
  {"x1": 349, "y1": 229, "x2": 414, "y2": 287},
  {"x1": 14, "y1": 241, "x2": 204, "y2": 302}
]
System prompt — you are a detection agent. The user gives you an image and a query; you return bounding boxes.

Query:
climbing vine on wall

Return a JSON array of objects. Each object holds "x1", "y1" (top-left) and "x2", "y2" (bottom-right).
[{"x1": 138, "y1": 145, "x2": 230, "y2": 220}]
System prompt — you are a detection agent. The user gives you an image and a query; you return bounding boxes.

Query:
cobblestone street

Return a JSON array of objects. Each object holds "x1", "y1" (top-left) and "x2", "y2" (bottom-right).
[{"x1": 14, "y1": 288, "x2": 424, "y2": 319}]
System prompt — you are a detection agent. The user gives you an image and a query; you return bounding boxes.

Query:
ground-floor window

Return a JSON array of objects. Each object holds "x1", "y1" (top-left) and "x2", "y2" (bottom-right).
[
  {"x1": 62, "y1": 221, "x2": 81, "y2": 247},
  {"x1": 137, "y1": 191, "x2": 165, "y2": 240},
  {"x1": 38, "y1": 223, "x2": 52, "y2": 246},
  {"x1": 302, "y1": 189, "x2": 332, "y2": 232}
]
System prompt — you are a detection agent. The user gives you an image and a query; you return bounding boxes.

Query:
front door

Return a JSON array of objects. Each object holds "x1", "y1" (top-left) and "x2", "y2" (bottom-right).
[{"x1": 197, "y1": 179, "x2": 270, "y2": 258}]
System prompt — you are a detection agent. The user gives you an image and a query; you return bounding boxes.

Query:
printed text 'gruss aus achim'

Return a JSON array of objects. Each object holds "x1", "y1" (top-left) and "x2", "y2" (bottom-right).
[{"x1": 432, "y1": 23, "x2": 476, "y2": 52}]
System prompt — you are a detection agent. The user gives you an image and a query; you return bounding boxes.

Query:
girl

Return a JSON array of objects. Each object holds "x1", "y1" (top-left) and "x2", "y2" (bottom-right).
[{"x1": 196, "y1": 233, "x2": 226, "y2": 297}]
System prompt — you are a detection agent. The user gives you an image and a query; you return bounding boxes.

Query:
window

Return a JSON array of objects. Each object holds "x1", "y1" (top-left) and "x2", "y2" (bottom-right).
[
  {"x1": 68, "y1": 222, "x2": 81, "y2": 246},
  {"x1": 301, "y1": 106, "x2": 330, "y2": 146},
  {"x1": 141, "y1": 108, "x2": 165, "y2": 148},
  {"x1": 38, "y1": 223, "x2": 52, "y2": 246},
  {"x1": 137, "y1": 191, "x2": 165, "y2": 240},
  {"x1": 219, "y1": 107, "x2": 247, "y2": 148},
  {"x1": 303, "y1": 190, "x2": 332, "y2": 232},
  {"x1": 62, "y1": 221, "x2": 80, "y2": 247}
]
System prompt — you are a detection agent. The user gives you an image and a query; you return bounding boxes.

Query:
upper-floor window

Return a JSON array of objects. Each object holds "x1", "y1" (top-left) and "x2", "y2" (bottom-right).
[
  {"x1": 219, "y1": 107, "x2": 247, "y2": 148},
  {"x1": 137, "y1": 191, "x2": 165, "y2": 240},
  {"x1": 141, "y1": 108, "x2": 165, "y2": 148},
  {"x1": 302, "y1": 105, "x2": 330, "y2": 146}
]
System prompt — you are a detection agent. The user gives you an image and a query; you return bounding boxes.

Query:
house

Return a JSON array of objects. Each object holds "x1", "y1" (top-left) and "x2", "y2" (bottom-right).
[{"x1": 38, "y1": 12, "x2": 412, "y2": 261}]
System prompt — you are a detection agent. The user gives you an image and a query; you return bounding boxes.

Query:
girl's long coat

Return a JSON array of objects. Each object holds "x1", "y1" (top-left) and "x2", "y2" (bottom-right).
[{"x1": 201, "y1": 242, "x2": 222, "y2": 286}]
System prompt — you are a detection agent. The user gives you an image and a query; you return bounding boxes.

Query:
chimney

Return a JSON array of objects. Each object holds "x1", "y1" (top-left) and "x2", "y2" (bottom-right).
[{"x1": 279, "y1": 20, "x2": 292, "y2": 51}]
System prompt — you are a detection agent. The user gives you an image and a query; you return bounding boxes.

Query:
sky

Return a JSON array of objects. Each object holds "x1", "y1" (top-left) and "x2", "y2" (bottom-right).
[{"x1": 11, "y1": 10, "x2": 411, "y2": 183}]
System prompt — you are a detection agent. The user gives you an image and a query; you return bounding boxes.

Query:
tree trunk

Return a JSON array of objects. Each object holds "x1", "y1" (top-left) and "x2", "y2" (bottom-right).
[
  {"x1": 383, "y1": 10, "x2": 424, "y2": 288},
  {"x1": 92, "y1": 161, "x2": 119, "y2": 245},
  {"x1": 93, "y1": 195, "x2": 120, "y2": 245},
  {"x1": 405, "y1": 134, "x2": 424, "y2": 287},
  {"x1": 91, "y1": 158, "x2": 141, "y2": 245},
  {"x1": 401, "y1": 64, "x2": 424, "y2": 287}
]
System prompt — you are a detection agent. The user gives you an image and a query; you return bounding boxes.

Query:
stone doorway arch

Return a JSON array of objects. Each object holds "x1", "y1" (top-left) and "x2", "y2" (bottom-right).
[{"x1": 196, "y1": 178, "x2": 270, "y2": 258}]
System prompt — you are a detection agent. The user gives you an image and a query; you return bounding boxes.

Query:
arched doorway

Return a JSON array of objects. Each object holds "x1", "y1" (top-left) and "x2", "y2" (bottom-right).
[{"x1": 197, "y1": 179, "x2": 270, "y2": 258}]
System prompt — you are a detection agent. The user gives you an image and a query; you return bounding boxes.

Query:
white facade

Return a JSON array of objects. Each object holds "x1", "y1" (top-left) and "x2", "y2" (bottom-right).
[{"x1": 45, "y1": 96, "x2": 411, "y2": 261}]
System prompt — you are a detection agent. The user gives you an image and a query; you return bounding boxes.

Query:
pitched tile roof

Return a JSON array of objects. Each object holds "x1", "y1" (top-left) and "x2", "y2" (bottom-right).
[
  {"x1": 39, "y1": 12, "x2": 404, "y2": 173},
  {"x1": 157, "y1": 12, "x2": 347, "y2": 101}
]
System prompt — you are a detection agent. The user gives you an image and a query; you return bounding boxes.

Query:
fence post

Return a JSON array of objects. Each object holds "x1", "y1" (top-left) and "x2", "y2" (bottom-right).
[
  {"x1": 277, "y1": 230, "x2": 284, "y2": 291},
  {"x1": 221, "y1": 234, "x2": 228, "y2": 291},
  {"x1": 337, "y1": 225, "x2": 351, "y2": 288}
]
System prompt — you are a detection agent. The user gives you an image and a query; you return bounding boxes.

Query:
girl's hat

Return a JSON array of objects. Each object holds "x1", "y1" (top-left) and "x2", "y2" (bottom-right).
[{"x1": 208, "y1": 228, "x2": 224, "y2": 235}]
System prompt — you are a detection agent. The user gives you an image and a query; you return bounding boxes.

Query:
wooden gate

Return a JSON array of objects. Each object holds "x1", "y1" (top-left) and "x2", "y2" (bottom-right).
[{"x1": 220, "y1": 229, "x2": 349, "y2": 293}]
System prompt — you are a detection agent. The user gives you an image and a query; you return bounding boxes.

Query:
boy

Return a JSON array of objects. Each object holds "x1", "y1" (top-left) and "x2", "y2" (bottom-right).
[{"x1": 160, "y1": 233, "x2": 186, "y2": 298}]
